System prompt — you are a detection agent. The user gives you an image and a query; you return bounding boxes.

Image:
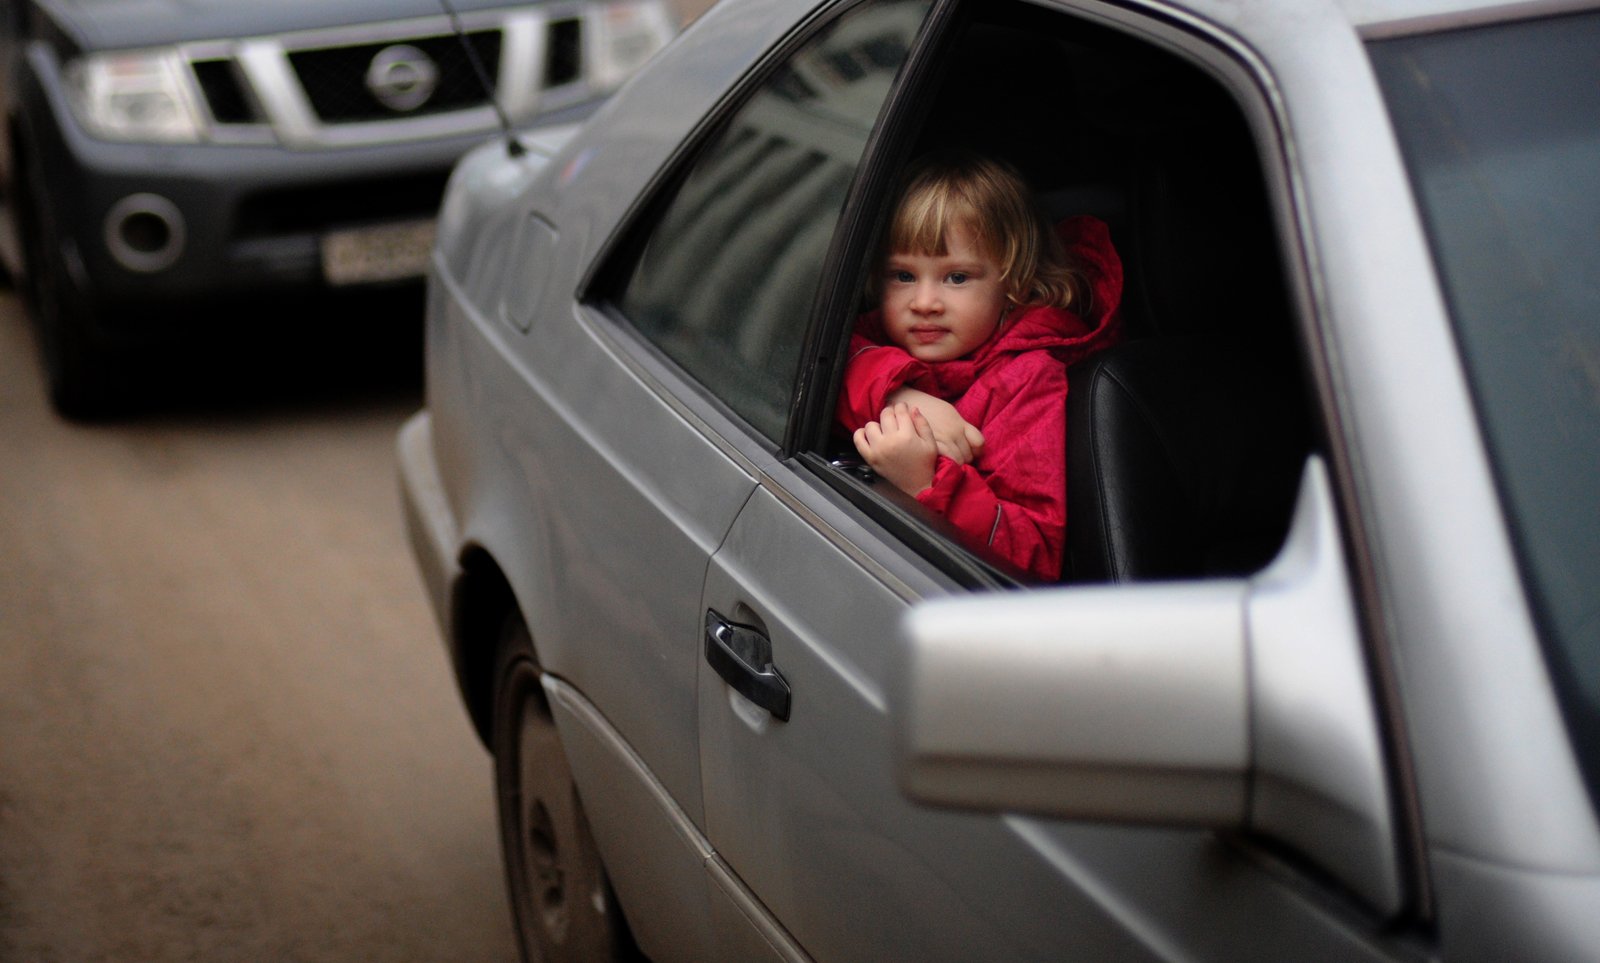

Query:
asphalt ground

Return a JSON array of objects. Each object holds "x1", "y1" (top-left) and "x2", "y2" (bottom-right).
[{"x1": 0, "y1": 289, "x2": 519, "y2": 962}]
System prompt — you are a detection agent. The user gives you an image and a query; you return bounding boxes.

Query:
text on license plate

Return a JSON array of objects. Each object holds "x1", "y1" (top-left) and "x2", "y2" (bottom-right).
[{"x1": 321, "y1": 219, "x2": 436, "y2": 286}]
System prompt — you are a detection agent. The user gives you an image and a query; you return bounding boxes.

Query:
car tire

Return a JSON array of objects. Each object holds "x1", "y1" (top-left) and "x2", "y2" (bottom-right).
[
  {"x1": 16, "y1": 162, "x2": 115, "y2": 419},
  {"x1": 490, "y1": 612, "x2": 635, "y2": 963}
]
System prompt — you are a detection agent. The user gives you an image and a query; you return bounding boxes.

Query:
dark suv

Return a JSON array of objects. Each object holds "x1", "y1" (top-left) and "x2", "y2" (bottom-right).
[{"x1": 0, "y1": 0, "x2": 676, "y2": 415}]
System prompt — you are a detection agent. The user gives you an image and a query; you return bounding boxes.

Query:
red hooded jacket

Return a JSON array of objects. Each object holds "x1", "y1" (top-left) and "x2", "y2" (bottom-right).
[{"x1": 836, "y1": 215, "x2": 1123, "y2": 580}]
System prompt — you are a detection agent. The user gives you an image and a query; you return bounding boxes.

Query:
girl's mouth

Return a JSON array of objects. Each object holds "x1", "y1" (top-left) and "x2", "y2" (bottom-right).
[{"x1": 908, "y1": 326, "x2": 945, "y2": 345}]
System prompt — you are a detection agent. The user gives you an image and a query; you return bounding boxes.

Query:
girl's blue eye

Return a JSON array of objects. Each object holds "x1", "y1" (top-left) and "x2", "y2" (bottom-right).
[
  {"x1": 892, "y1": 270, "x2": 914, "y2": 283},
  {"x1": 948, "y1": 272, "x2": 969, "y2": 284}
]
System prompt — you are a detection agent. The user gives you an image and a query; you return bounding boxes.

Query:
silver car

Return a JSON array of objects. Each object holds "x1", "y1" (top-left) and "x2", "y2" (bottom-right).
[{"x1": 399, "y1": 0, "x2": 1600, "y2": 958}]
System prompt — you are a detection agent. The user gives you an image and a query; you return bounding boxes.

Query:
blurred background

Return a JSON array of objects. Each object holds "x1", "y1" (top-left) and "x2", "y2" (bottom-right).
[{"x1": 0, "y1": 0, "x2": 710, "y2": 958}]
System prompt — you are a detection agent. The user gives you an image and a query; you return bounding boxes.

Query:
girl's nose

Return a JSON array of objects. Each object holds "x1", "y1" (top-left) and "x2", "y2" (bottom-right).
[{"x1": 910, "y1": 280, "x2": 941, "y2": 313}]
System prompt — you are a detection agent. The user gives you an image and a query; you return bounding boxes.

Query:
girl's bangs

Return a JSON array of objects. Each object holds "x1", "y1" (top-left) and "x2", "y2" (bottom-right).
[{"x1": 890, "y1": 189, "x2": 998, "y2": 262}]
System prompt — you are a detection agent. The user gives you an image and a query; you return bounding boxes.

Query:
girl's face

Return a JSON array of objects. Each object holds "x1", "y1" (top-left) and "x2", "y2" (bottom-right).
[{"x1": 880, "y1": 223, "x2": 1010, "y2": 364}]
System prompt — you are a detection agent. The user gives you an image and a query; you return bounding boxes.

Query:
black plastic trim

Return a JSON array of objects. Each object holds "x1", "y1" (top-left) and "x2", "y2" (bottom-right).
[{"x1": 797, "y1": 450, "x2": 1023, "y2": 591}]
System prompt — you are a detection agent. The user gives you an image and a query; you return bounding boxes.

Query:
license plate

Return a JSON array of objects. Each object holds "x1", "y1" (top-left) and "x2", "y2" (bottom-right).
[{"x1": 321, "y1": 219, "x2": 436, "y2": 286}]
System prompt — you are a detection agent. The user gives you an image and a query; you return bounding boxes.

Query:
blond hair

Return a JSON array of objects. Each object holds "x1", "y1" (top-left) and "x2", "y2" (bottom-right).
[{"x1": 883, "y1": 151, "x2": 1088, "y2": 312}]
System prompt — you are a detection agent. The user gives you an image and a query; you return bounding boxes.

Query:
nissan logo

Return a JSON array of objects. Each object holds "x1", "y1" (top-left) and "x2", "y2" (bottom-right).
[{"x1": 365, "y1": 44, "x2": 439, "y2": 112}]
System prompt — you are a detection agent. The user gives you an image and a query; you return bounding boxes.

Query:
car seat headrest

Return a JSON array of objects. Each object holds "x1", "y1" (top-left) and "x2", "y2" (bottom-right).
[{"x1": 1065, "y1": 336, "x2": 1310, "y2": 583}]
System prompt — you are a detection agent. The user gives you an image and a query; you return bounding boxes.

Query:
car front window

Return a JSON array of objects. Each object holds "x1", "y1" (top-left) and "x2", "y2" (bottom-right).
[{"x1": 1369, "y1": 12, "x2": 1600, "y2": 802}]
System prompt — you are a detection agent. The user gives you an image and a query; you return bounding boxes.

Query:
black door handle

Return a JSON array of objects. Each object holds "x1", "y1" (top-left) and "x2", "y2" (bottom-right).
[{"x1": 705, "y1": 610, "x2": 791, "y2": 722}]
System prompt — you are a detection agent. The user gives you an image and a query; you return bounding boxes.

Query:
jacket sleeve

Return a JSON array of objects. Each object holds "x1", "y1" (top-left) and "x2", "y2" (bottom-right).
[
  {"x1": 915, "y1": 356, "x2": 1067, "y2": 581},
  {"x1": 835, "y1": 333, "x2": 928, "y2": 432}
]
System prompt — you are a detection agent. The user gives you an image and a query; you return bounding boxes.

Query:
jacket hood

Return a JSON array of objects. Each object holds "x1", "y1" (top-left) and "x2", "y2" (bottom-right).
[
  {"x1": 967, "y1": 214, "x2": 1123, "y2": 369},
  {"x1": 38, "y1": 0, "x2": 530, "y2": 51}
]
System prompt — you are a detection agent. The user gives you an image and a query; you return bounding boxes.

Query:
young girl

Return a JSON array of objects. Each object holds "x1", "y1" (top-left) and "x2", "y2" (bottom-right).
[{"x1": 837, "y1": 151, "x2": 1123, "y2": 581}]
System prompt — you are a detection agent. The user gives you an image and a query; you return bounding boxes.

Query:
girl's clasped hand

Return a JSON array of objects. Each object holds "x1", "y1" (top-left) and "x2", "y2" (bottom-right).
[{"x1": 853, "y1": 402, "x2": 938, "y2": 495}]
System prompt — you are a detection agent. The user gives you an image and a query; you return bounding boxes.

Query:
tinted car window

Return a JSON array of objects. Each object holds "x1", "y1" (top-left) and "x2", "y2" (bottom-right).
[
  {"x1": 1370, "y1": 12, "x2": 1600, "y2": 802},
  {"x1": 615, "y1": 0, "x2": 929, "y2": 441}
]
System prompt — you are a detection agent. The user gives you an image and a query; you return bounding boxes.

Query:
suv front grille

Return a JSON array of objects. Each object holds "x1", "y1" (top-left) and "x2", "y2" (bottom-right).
[
  {"x1": 183, "y1": 8, "x2": 599, "y2": 150},
  {"x1": 192, "y1": 58, "x2": 260, "y2": 124},
  {"x1": 288, "y1": 31, "x2": 503, "y2": 123}
]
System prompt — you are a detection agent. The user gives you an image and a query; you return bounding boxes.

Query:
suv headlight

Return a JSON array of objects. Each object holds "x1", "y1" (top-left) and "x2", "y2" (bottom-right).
[
  {"x1": 64, "y1": 49, "x2": 206, "y2": 143},
  {"x1": 588, "y1": 0, "x2": 677, "y2": 91}
]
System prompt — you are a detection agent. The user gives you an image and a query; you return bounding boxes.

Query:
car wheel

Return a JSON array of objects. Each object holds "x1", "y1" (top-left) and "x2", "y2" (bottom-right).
[
  {"x1": 17, "y1": 168, "x2": 114, "y2": 419},
  {"x1": 491, "y1": 613, "x2": 634, "y2": 963}
]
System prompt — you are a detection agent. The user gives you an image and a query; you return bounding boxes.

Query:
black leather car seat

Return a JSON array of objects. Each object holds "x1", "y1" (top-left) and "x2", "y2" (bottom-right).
[{"x1": 1064, "y1": 336, "x2": 1311, "y2": 583}]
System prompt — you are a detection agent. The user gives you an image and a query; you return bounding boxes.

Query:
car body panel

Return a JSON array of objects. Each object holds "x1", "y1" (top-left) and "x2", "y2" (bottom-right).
[
  {"x1": 544, "y1": 673, "x2": 723, "y2": 963},
  {"x1": 397, "y1": 411, "x2": 460, "y2": 645}
]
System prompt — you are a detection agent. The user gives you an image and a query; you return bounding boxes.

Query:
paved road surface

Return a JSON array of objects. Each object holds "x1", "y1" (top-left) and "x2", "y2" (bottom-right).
[{"x1": 0, "y1": 291, "x2": 519, "y2": 962}]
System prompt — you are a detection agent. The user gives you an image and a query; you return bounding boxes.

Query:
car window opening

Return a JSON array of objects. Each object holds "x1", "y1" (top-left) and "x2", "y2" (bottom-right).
[{"x1": 832, "y1": 0, "x2": 1316, "y2": 586}]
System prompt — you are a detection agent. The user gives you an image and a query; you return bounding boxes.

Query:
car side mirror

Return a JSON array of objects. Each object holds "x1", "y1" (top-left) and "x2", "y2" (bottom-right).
[{"x1": 891, "y1": 457, "x2": 1402, "y2": 915}]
